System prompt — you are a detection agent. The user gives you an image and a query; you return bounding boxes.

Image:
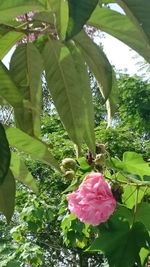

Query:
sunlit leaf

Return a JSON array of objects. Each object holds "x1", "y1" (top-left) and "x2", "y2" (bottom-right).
[
  {"x1": 111, "y1": 152, "x2": 150, "y2": 179},
  {"x1": 6, "y1": 127, "x2": 60, "y2": 171},
  {"x1": 67, "y1": 41, "x2": 95, "y2": 152},
  {"x1": 10, "y1": 43, "x2": 43, "y2": 137},
  {"x1": 43, "y1": 38, "x2": 94, "y2": 147},
  {"x1": 0, "y1": 31, "x2": 24, "y2": 60},
  {"x1": 0, "y1": 61, "x2": 23, "y2": 106},
  {"x1": 10, "y1": 152, "x2": 38, "y2": 193}
]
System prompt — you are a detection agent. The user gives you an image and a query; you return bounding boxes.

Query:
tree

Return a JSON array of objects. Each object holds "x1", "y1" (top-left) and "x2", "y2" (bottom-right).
[{"x1": 117, "y1": 74, "x2": 150, "y2": 138}]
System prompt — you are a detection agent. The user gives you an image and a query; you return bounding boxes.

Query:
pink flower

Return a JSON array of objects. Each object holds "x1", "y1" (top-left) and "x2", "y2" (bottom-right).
[{"x1": 67, "y1": 172, "x2": 116, "y2": 226}]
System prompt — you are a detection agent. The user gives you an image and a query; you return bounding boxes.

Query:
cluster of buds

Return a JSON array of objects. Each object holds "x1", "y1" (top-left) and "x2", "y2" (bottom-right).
[
  {"x1": 60, "y1": 158, "x2": 77, "y2": 179},
  {"x1": 86, "y1": 143, "x2": 107, "y2": 172}
]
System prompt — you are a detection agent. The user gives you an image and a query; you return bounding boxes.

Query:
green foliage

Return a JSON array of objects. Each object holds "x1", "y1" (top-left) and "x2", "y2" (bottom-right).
[
  {"x1": 95, "y1": 123, "x2": 149, "y2": 159},
  {"x1": 109, "y1": 151, "x2": 150, "y2": 179},
  {"x1": 117, "y1": 75, "x2": 150, "y2": 136},
  {"x1": 87, "y1": 219, "x2": 150, "y2": 267}
]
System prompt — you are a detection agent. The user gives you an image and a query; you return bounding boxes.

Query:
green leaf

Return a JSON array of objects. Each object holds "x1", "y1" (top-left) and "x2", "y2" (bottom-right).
[
  {"x1": 140, "y1": 248, "x2": 150, "y2": 266},
  {"x1": 122, "y1": 186, "x2": 145, "y2": 209},
  {"x1": 0, "y1": 31, "x2": 24, "y2": 60},
  {"x1": 111, "y1": 152, "x2": 150, "y2": 179},
  {"x1": 0, "y1": 169, "x2": 16, "y2": 223},
  {"x1": 88, "y1": 221, "x2": 149, "y2": 267},
  {"x1": 74, "y1": 30, "x2": 117, "y2": 123},
  {"x1": 115, "y1": 204, "x2": 133, "y2": 224},
  {"x1": 59, "y1": 0, "x2": 69, "y2": 40},
  {"x1": 0, "y1": 123, "x2": 11, "y2": 184},
  {"x1": 117, "y1": 0, "x2": 150, "y2": 44},
  {"x1": 77, "y1": 157, "x2": 92, "y2": 172},
  {"x1": 88, "y1": 6, "x2": 150, "y2": 63},
  {"x1": 33, "y1": 11, "x2": 54, "y2": 24},
  {"x1": 136, "y1": 202, "x2": 150, "y2": 231},
  {"x1": 0, "y1": 61, "x2": 23, "y2": 106},
  {"x1": 43, "y1": 38, "x2": 94, "y2": 148},
  {"x1": 0, "y1": 0, "x2": 46, "y2": 22},
  {"x1": 10, "y1": 152, "x2": 38, "y2": 193},
  {"x1": 10, "y1": 43, "x2": 43, "y2": 137},
  {"x1": 66, "y1": 42, "x2": 95, "y2": 152},
  {"x1": 6, "y1": 127, "x2": 60, "y2": 171},
  {"x1": 74, "y1": 30, "x2": 113, "y2": 101},
  {"x1": 66, "y1": 0, "x2": 98, "y2": 40}
]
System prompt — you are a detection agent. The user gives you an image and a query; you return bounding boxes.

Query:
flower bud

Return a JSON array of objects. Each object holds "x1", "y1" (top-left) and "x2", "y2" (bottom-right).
[
  {"x1": 61, "y1": 158, "x2": 77, "y2": 171},
  {"x1": 64, "y1": 170, "x2": 75, "y2": 179},
  {"x1": 96, "y1": 144, "x2": 106, "y2": 154},
  {"x1": 94, "y1": 154, "x2": 105, "y2": 166}
]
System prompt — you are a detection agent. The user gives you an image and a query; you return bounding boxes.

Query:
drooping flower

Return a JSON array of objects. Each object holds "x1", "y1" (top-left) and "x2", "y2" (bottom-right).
[{"x1": 67, "y1": 172, "x2": 116, "y2": 226}]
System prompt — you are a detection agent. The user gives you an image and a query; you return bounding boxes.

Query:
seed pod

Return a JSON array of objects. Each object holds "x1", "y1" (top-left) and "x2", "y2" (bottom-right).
[
  {"x1": 96, "y1": 144, "x2": 106, "y2": 154},
  {"x1": 61, "y1": 158, "x2": 77, "y2": 171},
  {"x1": 64, "y1": 170, "x2": 75, "y2": 179}
]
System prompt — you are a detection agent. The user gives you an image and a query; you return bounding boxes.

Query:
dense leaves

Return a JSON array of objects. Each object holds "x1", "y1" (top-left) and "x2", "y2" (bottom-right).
[{"x1": 88, "y1": 220, "x2": 150, "y2": 267}]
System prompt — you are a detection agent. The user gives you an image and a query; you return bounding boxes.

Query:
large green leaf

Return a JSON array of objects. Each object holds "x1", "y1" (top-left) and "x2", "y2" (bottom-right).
[
  {"x1": 66, "y1": 0, "x2": 98, "y2": 40},
  {"x1": 117, "y1": 0, "x2": 150, "y2": 43},
  {"x1": 43, "y1": 38, "x2": 93, "y2": 147},
  {"x1": 6, "y1": 127, "x2": 60, "y2": 171},
  {"x1": 87, "y1": 221, "x2": 150, "y2": 267},
  {"x1": 67, "y1": 42, "x2": 95, "y2": 152},
  {"x1": 10, "y1": 152, "x2": 38, "y2": 193},
  {"x1": 0, "y1": 61, "x2": 23, "y2": 106},
  {"x1": 122, "y1": 186, "x2": 145, "y2": 209},
  {"x1": 0, "y1": 31, "x2": 24, "y2": 60},
  {"x1": 74, "y1": 30, "x2": 113, "y2": 101},
  {"x1": 88, "y1": 7, "x2": 150, "y2": 63},
  {"x1": 111, "y1": 152, "x2": 150, "y2": 179},
  {"x1": 136, "y1": 203, "x2": 150, "y2": 231},
  {"x1": 74, "y1": 30, "x2": 117, "y2": 123},
  {"x1": 0, "y1": 169, "x2": 16, "y2": 223},
  {"x1": 0, "y1": 123, "x2": 11, "y2": 184},
  {"x1": 0, "y1": 0, "x2": 46, "y2": 23},
  {"x1": 10, "y1": 43, "x2": 43, "y2": 137}
]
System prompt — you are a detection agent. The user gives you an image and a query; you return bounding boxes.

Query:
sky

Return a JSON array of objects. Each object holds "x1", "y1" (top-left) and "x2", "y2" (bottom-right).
[{"x1": 2, "y1": 3, "x2": 145, "y2": 76}]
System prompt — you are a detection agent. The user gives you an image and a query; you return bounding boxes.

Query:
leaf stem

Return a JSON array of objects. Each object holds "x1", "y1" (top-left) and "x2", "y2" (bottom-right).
[{"x1": 132, "y1": 186, "x2": 139, "y2": 225}]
